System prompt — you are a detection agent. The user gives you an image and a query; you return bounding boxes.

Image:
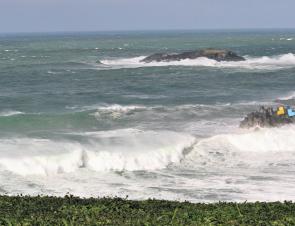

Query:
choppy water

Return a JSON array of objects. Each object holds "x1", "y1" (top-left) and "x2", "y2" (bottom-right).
[{"x1": 1, "y1": 30, "x2": 295, "y2": 202}]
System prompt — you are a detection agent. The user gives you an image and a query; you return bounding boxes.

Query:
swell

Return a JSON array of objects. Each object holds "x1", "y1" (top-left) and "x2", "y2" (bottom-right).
[
  {"x1": 0, "y1": 111, "x2": 99, "y2": 133},
  {"x1": 0, "y1": 101, "x2": 273, "y2": 133}
]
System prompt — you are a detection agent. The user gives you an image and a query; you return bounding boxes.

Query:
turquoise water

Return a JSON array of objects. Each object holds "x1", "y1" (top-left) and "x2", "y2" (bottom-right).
[{"x1": 1, "y1": 30, "x2": 295, "y2": 201}]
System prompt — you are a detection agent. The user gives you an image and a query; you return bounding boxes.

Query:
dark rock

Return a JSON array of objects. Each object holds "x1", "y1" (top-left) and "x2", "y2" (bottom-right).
[
  {"x1": 240, "y1": 106, "x2": 295, "y2": 128},
  {"x1": 141, "y1": 49, "x2": 245, "y2": 63}
]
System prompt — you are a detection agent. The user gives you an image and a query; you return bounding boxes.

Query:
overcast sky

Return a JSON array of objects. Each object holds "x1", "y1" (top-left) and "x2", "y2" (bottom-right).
[{"x1": 0, "y1": 0, "x2": 294, "y2": 33}]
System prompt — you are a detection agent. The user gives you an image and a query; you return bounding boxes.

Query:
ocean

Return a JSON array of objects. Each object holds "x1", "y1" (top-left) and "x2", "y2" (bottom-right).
[{"x1": 0, "y1": 30, "x2": 295, "y2": 202}]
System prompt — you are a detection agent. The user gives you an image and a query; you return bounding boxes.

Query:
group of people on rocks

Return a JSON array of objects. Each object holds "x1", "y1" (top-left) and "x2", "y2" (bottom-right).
[
  {"x1": 240, "y1": 105, "x2": 295, "y2": 128},
  {"x1": 259, "y1": 106, "x2": 295, "y2": 117}
]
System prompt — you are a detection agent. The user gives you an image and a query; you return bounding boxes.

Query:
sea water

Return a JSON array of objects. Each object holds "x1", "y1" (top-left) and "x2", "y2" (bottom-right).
[{"x1": 0, "y1": 30, "x2": 295, "y2": 202}]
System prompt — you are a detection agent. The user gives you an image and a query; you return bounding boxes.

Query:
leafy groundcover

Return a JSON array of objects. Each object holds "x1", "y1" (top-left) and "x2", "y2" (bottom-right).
[{"x1": 0, "y1": 195, "x2": 294, "y2": 225}]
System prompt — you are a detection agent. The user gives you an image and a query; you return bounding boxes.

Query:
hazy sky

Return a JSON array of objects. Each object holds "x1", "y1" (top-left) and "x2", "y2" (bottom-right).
[{"x1": 0, "y1": 0, "x2": 294, "y2": 33}]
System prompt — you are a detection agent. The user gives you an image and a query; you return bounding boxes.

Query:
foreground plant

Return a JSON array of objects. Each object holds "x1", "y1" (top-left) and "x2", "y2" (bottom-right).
[{"x1": 0, "y1": 195, "x2": 294, "y2": 225}]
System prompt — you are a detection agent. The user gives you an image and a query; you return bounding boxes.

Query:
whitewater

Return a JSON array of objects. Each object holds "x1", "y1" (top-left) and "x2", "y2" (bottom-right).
[
  {"x1": 101, "y1": 53, "x2": 295, "y2": 70},
  {"x1": 1, "y1": 30, "x2": 295, "y2": 202}
]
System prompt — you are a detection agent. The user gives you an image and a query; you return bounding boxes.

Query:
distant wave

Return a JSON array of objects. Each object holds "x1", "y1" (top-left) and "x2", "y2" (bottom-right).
[
  {"x1": 94, "y1": 104, "x2": 146, "y2": 112},
  {"x1": 276, "y1": 91, "x2": 295, "y2": 101},
  {"x1": 63, "y1": 102, "x2": 274, "y2": 128},
  {"x1": 3, "y1": 49, "x2": 18, "y2": 52},
  {"x1": 67, "y1": 104, "x2": 148, "y2": 119},
  {"x1": 90, "y1": 104, "x2": 149, "y2": 119},
  {"x1": 70, "y1": 102, "x2": 273, "y2": 114},
  {"x1": 100, "y1": 53, "x2": 295, "y2": 70},
  {"x1": 0, "y1": 102, "x2": 273, "y2": 131},
  {"x1": 278, "y1": 37, "x2": 294, "y2": 41},
  {"x1": 0, "y1": 110, "x2": 24, "y2": 117}
]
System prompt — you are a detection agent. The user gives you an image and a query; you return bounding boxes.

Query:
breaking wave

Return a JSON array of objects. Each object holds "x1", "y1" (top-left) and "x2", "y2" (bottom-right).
[
  {"x1": 183, "y1": 125, "x2": 295, "y2": 169},
  {"x1": 100, "y1": 53, "x2": 295, "y2": 70},
  {"x1": 0, "y1": 129, "x2": 195, "y2": 176},
  {"x1": 2, "y1": 124, "x2": 295, "y2": 176}
]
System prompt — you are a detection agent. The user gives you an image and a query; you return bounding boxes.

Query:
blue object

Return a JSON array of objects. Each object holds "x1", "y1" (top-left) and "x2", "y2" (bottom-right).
[{"x1": 287, "y1": 108, "x2": 295, "y2": 117}]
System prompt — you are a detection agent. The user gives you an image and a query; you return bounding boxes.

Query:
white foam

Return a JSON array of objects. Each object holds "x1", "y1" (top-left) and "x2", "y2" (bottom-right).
[
  {"x1": 96, "y1": 104, "x2": 146, "y2": 112},
  {"x1": 66, "y1": 102, "x2": 272, "y2": 122},
  {"x1": 4, "y1": 49, "x2": 18, "y2": 52},
  {"x1": 0, "y1": 139, "x2": 84, "y2": 176},
  {"x1": 2, "y1": 127, "x2": 295, "y2": 201},
  {"x1": 123, "y1": 94, "x2": 168, "y2": 99},
  {"x1": 89, "y1": 104, "x2": 148, "y2": 119},
  {"x1": 0, "y1": 130, "x2": 195, "y2": 175},
  {"x1": 69, "y1": 103, "x2": 147, "y2": 112},
  {"x1": 73, "y1": 101, "x2": 268, "y2": 112},
  {"x1": 226, "y1": 126, "x2": 295, "y2": 152},
  {"x1": 85, "y1": 130, "x2": 195, "y2": 171},
  {"x1": 101, "y1": 56, "x2": 145, "y2": 67},
  {"x1": 276, "y1": 91, "x2": 295, "y2": 101},
  {"x1": 184, "y1": 125, "x2": 295, "y2": 169},
  {"x1": 100, "y1": 53, "x2": 295, "y2": 70},
  {"x1": 47, "y1": 71, "x2": 58, "y2": 75},
  {"x1": 0, "y1": 110, "x2": 24, "y2": 117}
]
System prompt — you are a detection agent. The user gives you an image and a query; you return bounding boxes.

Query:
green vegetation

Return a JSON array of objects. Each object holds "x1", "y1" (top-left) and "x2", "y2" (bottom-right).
[{"x1": 0, "y1": 195, "x2": 294, "y2": 225}]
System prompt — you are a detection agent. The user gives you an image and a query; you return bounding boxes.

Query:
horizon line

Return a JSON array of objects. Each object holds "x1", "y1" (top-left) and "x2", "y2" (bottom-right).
[{"x1": 1, "y1": 27, "x2": 295, "y2": 35}]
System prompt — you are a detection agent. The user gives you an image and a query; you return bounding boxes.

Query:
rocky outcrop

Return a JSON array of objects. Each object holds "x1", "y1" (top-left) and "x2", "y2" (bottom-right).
[
  {"x1": 240, "y1": 106, "x2": 295, "y2": 128},
  {"x1": 141, "y1": 49, "x2": 245, "y2": 63}
]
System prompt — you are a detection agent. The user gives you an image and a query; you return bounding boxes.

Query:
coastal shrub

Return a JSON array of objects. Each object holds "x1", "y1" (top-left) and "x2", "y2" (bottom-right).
[{"x1": 0, "y1": 195, "x2": 294, "y2": 225}]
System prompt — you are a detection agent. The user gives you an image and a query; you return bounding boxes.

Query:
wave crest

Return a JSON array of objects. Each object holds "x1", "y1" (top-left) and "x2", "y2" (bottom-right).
[{"x1": 0, "y1": 130, "x2": 195, "y2": 176}]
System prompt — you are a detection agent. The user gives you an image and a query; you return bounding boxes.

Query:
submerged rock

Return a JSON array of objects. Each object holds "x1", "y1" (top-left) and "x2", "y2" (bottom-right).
[
  {"x1": 240, "y1": 106, "x2": 295, "y2": 128},
  {"x1": 141, "y1": 49, "x2": 245, "y2": 63}
]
